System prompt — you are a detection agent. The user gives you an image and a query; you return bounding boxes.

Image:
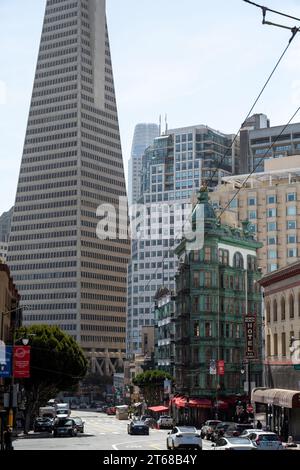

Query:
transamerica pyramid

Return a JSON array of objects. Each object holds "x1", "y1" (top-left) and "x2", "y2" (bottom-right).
[{"x1": 8, "y1": 0, "x2": 130, "y2": 375}]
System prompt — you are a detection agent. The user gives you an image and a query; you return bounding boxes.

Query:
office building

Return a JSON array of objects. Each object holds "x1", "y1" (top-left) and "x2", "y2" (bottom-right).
[
  {"x1": 7, "y1": 0, "x2": 129, "y2": 374},
  {"x1": 239, "y1": 114, "x2": 300, "y2": 173},
  {"x1": 127, "y1": 124, "x2": 238, "y2": 356},
  {"x1": 128, "y1": 123, "x2": 159, "y2": 205}
]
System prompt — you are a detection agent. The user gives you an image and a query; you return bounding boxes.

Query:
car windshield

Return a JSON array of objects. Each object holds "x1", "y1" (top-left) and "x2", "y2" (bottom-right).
[
  {"x1": 226, "y1": 438, "x2": 251, "y2": 444},
  {"x1": 56, "y1": 419, "x2": 73, "y2": 426},
  {"x1": 177, "y1": 427, "x2": 196, "y2": 433},
  {"x1": 258, "y1": 434, "x2": 280, "y2": 441}
]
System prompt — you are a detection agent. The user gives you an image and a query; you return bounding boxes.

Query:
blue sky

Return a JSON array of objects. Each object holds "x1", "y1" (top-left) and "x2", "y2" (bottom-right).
[{"x1": 1, "y1": 0, "x2": 300, "y2": 213}]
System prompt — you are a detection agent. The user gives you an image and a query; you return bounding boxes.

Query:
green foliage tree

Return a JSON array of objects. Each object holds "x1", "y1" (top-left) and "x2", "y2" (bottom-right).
[
  {"x1": 132, "y1": 370, "x2": 173, "y2": 406},
  {"x1": 16, "y1": 325, "x2": 87, "y2": 432}
]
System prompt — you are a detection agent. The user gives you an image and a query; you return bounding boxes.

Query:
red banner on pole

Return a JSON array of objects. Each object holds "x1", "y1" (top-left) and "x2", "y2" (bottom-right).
[
  {"x1": 13, "y1": 346, "x2": 31, "y2": 378},
  {"x1": 217, "y1": 360, "x2": 225, "y2": 376}
]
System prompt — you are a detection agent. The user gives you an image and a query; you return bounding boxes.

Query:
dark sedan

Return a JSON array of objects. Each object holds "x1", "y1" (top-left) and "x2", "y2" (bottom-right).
[
  {"x1": 53, "y1": 418, "x2": 78, "y2": 437},
  {"x1": 127, "y1": 420, "x2": 149, "y2": 435},
  {"x1": 33, "y1": 417, "x2": 53, "y2": 433}
]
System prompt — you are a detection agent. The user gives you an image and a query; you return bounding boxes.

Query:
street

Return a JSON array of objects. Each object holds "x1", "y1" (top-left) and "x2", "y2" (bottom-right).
[{"x1": 13, "y1": 411, "x2": 213, "y2": 451}]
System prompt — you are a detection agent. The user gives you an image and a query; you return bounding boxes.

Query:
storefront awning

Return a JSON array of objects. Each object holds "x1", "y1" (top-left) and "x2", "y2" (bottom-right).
[
  {"x1": 252, "y1": 388, "x2": 300, "y2": 409},
  {"x1": 148, "y1": 405, "x2": 169, "y2": 413},
  {"x1": 172, "y1": 397, "x2": 212, "y2": 409}
]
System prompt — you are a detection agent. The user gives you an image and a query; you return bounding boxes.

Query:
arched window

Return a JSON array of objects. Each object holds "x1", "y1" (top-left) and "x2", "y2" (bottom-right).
[
  {"x1": 233, "y1": 252, "x2": 244, "y2": 269},
  {"x1": 266, "y1": 301, "x2": 271, "y2": 323},
  {"x1": 289, "y1": 294, "x2": 294, "y2": 319},
  {"x1": 281, "y1": 297, "x2": 285, "y2": 321},
  {"x1": 273, "y1": 299, "x2": 278, "y2": 322}
]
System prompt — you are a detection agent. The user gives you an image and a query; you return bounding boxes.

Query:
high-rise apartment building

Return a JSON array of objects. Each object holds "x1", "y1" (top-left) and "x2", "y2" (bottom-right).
[
  {"x1": 128, "y1": 123, "x2": 159, "y2": 205},
  {"x1": 127, "y1": 125, "x2": 238, "y2": 355},
  {"x1": 211, "y1": 155, "x2": 300, "y2": 274},
  {"x1": 7, "y1": 0, "x2": 129, "y2": 372},
  {"x1": 239, "y1": 114, "x2": 300, "y2": 174}
]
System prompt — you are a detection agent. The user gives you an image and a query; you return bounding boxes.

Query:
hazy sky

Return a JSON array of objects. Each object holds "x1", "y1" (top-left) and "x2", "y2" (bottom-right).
[{"x1": 1, "y1": 0, "x2": 300, "y2": 214}]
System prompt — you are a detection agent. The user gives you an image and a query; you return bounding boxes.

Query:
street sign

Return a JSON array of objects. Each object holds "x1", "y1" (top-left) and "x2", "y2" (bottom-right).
[
  {"x1": 245, "y1": 316, "x2": 256, "y2": 359},
  {"x1": 13, "y1": 346, "x2": 31, "y2": 378},
  {"x1": 0, "y1": 346, "x2": 12, "y2": 378},
  {"x1": 217, "y1": 360, "x2": 225, "y2": 376}
]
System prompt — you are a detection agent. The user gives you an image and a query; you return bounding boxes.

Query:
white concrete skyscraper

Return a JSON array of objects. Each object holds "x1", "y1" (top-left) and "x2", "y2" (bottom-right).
[
  {"x1": 8, "y1": 0, "x2": 130, "y2": 374},
  {"x1": 128, "y1": 123, "x2": 159, "y2": 205}
]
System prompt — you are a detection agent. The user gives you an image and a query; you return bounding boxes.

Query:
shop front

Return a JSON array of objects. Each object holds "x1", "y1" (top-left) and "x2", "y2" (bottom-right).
[{"x1": 252, "y1": 388, "x2": 300, "y2": 440}]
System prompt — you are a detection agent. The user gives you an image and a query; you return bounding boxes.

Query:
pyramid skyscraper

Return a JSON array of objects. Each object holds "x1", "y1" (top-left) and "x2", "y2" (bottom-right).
[{"x1": 8, "y1": 0, "x2": 130, "y2": 373}]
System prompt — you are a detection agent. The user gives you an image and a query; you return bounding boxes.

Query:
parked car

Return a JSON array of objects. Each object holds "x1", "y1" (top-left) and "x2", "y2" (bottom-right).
[
  {"x1": 166, "y1": 426, "x2": 202, "y2": 450},
  {"x1": 157, "y1": 415, "x2": 174, "y2": 429},
  {"x1": 200, "y1": 420, "x2": 222, "y2": 439},
  {"x1": 212, "y1": 437, "x2": 257, "y2": 450},
  {"x1": 244, "y1": 431, "x2": 283, "y2": 450},
  {"x1": 53, "y1": 418, "x2": 78, "y2": 437},
  {"x1": 127, "y1": 420, "x2": 149, "y2": 435},
  {"x1": 144, "y1": 417, "x2": 157, "y2": 429},
  {"x1": 211, "y1": 422, "x2": 233, "y2": 442},
  {"x1": 225, "y1": 423, "x2": 254, "y2": 437},
  {"x1": 73, "y1": 417, "x2": 85, "y2": 433},
  {"x1": 33, "y1": 417, "x2": 53, "y2": 433}
]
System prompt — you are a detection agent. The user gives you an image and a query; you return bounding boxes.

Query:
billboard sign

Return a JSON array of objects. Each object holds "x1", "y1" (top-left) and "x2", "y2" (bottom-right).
[
  {"x1": 13, "y1": 346, "x2": 31, "y2": 378},
  {"x1": 0, "y1": 346, "x2": 12, "y2": 378},
  {"x1": 245, "y1": 316, "x2": 256, "y2": 359}
]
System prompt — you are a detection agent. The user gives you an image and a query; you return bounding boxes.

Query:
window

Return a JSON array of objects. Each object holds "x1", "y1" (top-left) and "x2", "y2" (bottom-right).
[
  {"x1": 248, "y1": 197, "x2": 256, "y2": 206},
  {"x1": 266, "y1": 302, "x2": 270, "y2": 323},
  {"x1": 268, "y1": 249, "x2": 277, "y2": 259},
  {"x1": 268, "y1": 236, "x2": 277, "y2": 245},
  {"x1": 282, "y1": 332, "x2": 286, "y2": 357},
  {"x1": 267, "y1": 195, "x2": 276, "y2": 204},
  {"x1": 204, "y1": 247, "x2": 211, "y2": 262},
  {"x1": 205, "y1": 296, "x2": 212, "y2": 312},
  {"x1": 287, "y1": 206, "x2": 297, "y2": 216},
  {"x1": 267, "y1": 334, "x2": 271, "y2": 357},
  {"x1": 287, "y1": 220, "x2": 296, "y2": 230},
  {"x1": 205, "y1": 322, "x2": 212, "y2": 337},
  {"x1": 287, "y1": 193, "x2": 296, "y2": 202},
  {"x1": 289, "y1": 295, "x2": 295, "y2": 319},
  {"x1": 233, "y1": 252, "x2": 244, "y2": 269},
  {"x1": 267, "y1": 208, "x2": 276, "y2": 218},
  {"x1": 287, "y1": 248, "x2": 297, "y2": 258},
  {"x1": 204, "y1": 272, "x2": 212, "y2": 288},
  {"x1": 194, "y1": 322, "x2": 200, "y2": 337},
  {"x1": 229, "y1": 199, "x2": 238, "y2": 209},
  {"x1": 248, "y1": 210, "x2": 257, "y2": 220},
  {"x1": 273, "y1": 299, "x2": 278, "y2": 322},
  {"x1": 274, "y1": 333, "x2": 278, "y2": 356},
  {"x1": 267, "y1": 222, "x2": 277, "y2": 231},
  {"x1": 287, "y1": 234, "x2": 297, "y2": 244},
  {"x1": 281, "y1": 297, "x2": 285, "y2": 321},
  {"x1": 193, "y1": 272, "x2": 199, "y2": 288},
  {"x1": 268, "y1": 263, "x2": 278, "y2": 272},
  {"x1": 193, "y1": 297, "x2": 199, "y2": 313}
]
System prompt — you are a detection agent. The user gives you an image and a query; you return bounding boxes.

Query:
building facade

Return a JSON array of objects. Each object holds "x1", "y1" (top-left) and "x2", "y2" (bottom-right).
[
  {"x1": 240, "y1": 114, "x2": 300, "y2": 173},
  {"x1": 128, "y1": 123, "x2": 159, "y2": 205},
  {"x1": 154, "y1": 287, "x2": 175, "y2": 377},
  {"x1": 7, "y1": 0, "x2": 129, "y2": 375},
  {"x1": 210, "y1": 155, "x2": 300, "y2": 274},
  {"x1": 127, "y1": 125, "x2": 239, "y2": 356},
  {"x1": 256, "y1": 263, "x2": 300, "y2": 440},
  {"x1": 173, "y1": 190, "x2": 263, "y2": 424}
]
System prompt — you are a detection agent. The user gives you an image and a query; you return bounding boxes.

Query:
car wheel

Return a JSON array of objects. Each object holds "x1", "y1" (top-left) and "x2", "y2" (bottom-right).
[{"x1": 53, "y1": 431, "x2": 57, "y2": 437}]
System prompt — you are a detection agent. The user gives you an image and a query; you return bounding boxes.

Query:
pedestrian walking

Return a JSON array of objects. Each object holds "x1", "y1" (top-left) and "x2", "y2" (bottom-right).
[
  {"x1": 256, "y1": 420, "x2": 262, "y2": 430},
  {"x1": 3, "y1": 426, "x2": 13, "y2": 451}
]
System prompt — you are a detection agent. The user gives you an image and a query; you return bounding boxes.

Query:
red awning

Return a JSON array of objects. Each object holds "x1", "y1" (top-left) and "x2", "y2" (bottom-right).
[
  {"x1": 174, "y1": 397, "x2": 187, "y2": 408},
  {"x1": 216, "y1": 400, "x2": 229, "y2": 410},
  {"x1": 148, "y1": 405, "x2": 169, "y2": 413},
  {"x1": 188, "y1": 398, "x2": 212, "y2": 409}
]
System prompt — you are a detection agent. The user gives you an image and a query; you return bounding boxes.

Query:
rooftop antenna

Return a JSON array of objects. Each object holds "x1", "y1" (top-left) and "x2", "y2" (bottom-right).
[
  {"x1": 159, "y1": 115, "x2": 162, "y2": 136},
  {"x1": 165, "y1": 114, "x2": 168, "y2": 134}
]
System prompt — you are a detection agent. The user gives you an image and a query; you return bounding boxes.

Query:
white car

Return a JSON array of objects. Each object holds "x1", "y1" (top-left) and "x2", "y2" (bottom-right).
[
  {"x1": 166, "y1": 426, "x2": 202, "y2": 450},
  {"x1": 157, "y1": 415, "x2": 174, "y2": 429},
  {"x1": 212, "y1": 437, "x2": 257, "y2": 451},
  {"x1": 245, "y1": 431, "x2": 283, "y2": 450}
]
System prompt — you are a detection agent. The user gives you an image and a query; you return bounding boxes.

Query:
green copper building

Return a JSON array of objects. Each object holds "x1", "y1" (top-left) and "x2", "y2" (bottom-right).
[{"x1": 172, "y1": 190, "x2": 263, "y2": 424}]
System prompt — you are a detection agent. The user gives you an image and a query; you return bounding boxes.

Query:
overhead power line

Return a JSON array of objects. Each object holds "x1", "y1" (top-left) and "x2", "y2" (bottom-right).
[
  {"x1": 217, "y1": 105, "x2": 300, "y2": 220},
  {"x1": 243, "y1": 0, "x2": 300, "y2": 23}
]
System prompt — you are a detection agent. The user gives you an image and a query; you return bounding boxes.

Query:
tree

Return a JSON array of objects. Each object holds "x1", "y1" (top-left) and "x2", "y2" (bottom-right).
[
  {"x1": 16, "y1": 325, "x2": 87, "y2": 432},
  {"x1": 132, "y1": 370, "x2": 173, "y2": 406}
]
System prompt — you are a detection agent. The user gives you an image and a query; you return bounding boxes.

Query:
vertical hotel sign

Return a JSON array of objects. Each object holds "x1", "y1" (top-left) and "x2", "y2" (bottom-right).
[
  {"x1": 13, "y1": 346, "x2": 31, "y2": 378},
  {"x1": 245, "y1": 316, "x2": 256, "y2": 359}
]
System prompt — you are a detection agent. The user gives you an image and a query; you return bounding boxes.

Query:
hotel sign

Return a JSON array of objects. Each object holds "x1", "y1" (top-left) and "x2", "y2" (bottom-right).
[{"x1": 245, "y1": 316, "x2": 256, "y2": 359}]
